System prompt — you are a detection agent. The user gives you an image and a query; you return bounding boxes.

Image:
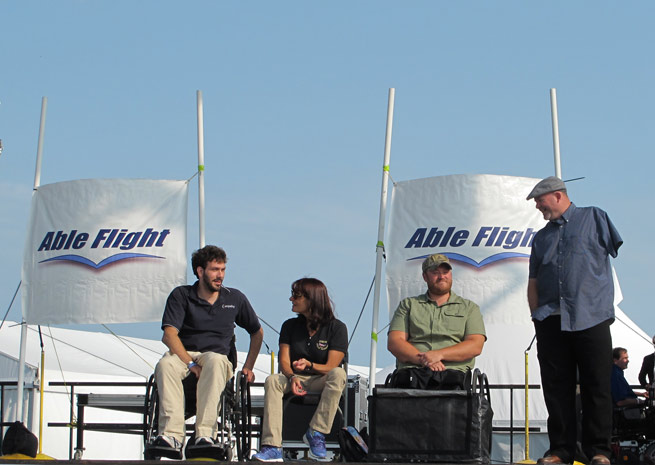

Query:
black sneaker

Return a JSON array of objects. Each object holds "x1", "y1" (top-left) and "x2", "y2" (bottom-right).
[
  {"x1": 194, "y1": 436, "x2": 216, "y2": 446},
  {"x1": 146, "y1": 435, "x2": 183, "y2": 460}
]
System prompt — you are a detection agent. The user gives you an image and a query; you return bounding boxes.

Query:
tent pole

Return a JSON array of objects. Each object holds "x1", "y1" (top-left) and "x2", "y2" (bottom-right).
[
  {"x1": 38, "y1": 327, "x2": 45, "y2": 454},
  {"x1": 197, "y1": 90, "x2": 206, "y2": 248},
  {"x1": 550, "y1": 88, "x2": 562, "y2": 178},
  {"x1": 368, "y1": 88, "x2": 395, "y2": 394},
  {"x1": 17, "y1": 96, "x2": 48, "y2": 422}
]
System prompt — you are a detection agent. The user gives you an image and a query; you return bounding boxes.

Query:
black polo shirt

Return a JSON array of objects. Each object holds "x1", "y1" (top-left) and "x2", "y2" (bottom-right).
[
  {"x1": 279, "y1": 316, "x2": 348, "y2": 366},
  {"x1": 161, "y1": 282, "x2": 261, "y2": 355}
]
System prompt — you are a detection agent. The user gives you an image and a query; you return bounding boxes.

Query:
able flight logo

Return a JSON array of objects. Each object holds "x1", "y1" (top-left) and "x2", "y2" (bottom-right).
[
  {"x1": 35, "y1": 227, "x2": 171, "y2": 270},
  {"x1": 404, "y1": 225, "x2": 536, "y2": 268}
]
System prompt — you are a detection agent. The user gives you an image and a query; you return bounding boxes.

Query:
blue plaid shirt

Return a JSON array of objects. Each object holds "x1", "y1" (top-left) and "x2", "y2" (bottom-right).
[{"x1": 529, "y1": 203, "x2": 623, "y2": 331}]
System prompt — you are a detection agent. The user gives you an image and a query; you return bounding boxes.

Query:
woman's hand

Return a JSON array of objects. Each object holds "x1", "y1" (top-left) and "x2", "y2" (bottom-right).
[
  {"x1": 290, "y1": 376, "x2": 306, "y2": 396},
  {"x1": 292, "y1": 358, "x2": 312, "y2": 373}
]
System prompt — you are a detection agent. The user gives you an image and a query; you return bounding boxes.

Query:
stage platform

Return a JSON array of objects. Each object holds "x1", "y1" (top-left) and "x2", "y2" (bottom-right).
[{"x1": 0, "y1": 458, "x2": 514, "y2": 465}]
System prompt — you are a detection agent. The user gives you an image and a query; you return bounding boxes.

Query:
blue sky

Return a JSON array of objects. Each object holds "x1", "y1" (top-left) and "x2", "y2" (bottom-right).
[{"x1": 1, "y1": 2, "x2": 654, "y2": 369}]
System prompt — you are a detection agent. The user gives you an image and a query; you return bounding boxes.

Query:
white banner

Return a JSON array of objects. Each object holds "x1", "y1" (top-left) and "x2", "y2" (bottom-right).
[
  {"x1": 386, "y1": 174, "x2": 550, "y2": 389},
  {"x1": 386, "y1": 174, "x2": 546, "y2": 322},
  {"x1": 22, "y1": 179, "x2": 188, "y2": 324}
]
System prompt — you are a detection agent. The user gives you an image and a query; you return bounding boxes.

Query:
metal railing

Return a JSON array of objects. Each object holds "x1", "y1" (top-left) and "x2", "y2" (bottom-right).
[{"x1": 42, "y1": 380, "x2": 545, "y2": 461}]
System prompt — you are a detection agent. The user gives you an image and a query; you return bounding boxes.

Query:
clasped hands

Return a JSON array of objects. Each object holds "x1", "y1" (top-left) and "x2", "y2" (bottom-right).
[{"x1": 417, "y1": 351, "x2": 446, "y2": 371}]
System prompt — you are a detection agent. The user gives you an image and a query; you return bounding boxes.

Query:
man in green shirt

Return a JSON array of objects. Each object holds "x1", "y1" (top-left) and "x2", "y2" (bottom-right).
[{"x1": 388, "y1": 254, "x2": 486, "y2": 373}]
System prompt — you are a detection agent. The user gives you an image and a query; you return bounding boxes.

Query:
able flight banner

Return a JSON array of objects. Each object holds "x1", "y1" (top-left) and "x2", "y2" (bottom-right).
[
  {"x1": 22, "y1": 179, "x2": 188, "y2": 324},
  {"x1": 385, "y1": 174, "x2": 546, "y2": 323}
]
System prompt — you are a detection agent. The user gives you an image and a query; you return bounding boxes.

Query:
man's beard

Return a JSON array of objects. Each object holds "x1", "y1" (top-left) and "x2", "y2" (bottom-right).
[{"x1": 203, "y1": 274, "x2": 221, "y2": 292}]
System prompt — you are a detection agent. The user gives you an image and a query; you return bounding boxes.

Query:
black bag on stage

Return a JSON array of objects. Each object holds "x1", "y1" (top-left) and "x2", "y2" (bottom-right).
[
  {"x1": 385, "y1": 367, "x2": 468, "y2": 390},
  {"x1": 1, "y1": 421, "x2": 38, "y2": 458},
  {"x1": 369, "y1": 369, "x2": 493, "y2": 463},
  {"x1": 338, "y1": 426, "x2": 368, "y2": 462}
]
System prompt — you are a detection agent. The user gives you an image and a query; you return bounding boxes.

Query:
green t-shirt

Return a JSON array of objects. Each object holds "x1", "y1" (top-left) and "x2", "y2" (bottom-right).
[{"x1": 389, "y1": 291, "x2": 486, "y2": 372}]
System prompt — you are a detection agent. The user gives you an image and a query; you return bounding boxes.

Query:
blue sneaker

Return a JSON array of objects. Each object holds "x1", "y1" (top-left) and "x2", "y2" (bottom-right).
[
  {"x1": 303, "y1": 428, "x2": 328, "y2": 461},
  {"x1": 252, "y1": 445, "x2": 283, "y2": 462}
]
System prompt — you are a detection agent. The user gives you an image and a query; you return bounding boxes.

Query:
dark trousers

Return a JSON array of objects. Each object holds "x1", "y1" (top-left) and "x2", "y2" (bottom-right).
[{"x1": 534, "y1": 316, "x2": 613, "y2": 462}]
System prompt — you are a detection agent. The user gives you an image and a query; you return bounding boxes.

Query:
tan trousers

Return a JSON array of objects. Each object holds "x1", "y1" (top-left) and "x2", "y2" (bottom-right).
[
  {"x1": 261, "y1": 367, "x2": 347, "y2": 447},
  {"x1": 154, "y1": 351, "x2": 233, "y2": 442}
]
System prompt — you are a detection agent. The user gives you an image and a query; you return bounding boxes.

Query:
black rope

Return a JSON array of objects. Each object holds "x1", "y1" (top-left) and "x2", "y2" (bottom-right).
[
  {"x1": 348, "y1": 275, "x2": 375, "y2": 347},
  {"x1": 0, "y1": 281, "x2": 21, "y2": 331},
  {"x1": 258, "y1": 316, "x2": 280, "y2": 336},
  {"x1": 258, "y1": 316, "x2": 280, "y2": 355}
]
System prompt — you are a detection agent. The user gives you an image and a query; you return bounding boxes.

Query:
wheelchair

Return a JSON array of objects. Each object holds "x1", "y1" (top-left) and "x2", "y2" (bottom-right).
[
  {"x1": 611, "y1": 391, "x2": 655, "y2": 465},
  {"x1": 143, "y1": 340, "x2": 254, "y2": 461}
]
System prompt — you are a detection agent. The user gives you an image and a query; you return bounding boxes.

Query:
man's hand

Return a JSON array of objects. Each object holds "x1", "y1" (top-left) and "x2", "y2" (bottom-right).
[
  {"x1": 418, "y1": 350, "x2": 444, "y2": 367},
  {"x1": 290, "y1": 376, "x2": 306, "y2": 396},
  {"x1": 189, "y1": 364, "x2": 202, "y2": 379},
  {"x1": 241, "y1": 367, "x2": 256, "y2": 383},
  {"x1": 428, "y1": 361, "x2": 446, "y2": 371}
]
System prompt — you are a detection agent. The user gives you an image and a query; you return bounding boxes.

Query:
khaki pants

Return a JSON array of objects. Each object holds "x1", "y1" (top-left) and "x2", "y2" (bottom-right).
[
  {"x1": 261, "y1": 367, "x2": 347, "y2": 447},
  {"x1": 154, "y1": 351, "x2": 233, "y2": 442}
]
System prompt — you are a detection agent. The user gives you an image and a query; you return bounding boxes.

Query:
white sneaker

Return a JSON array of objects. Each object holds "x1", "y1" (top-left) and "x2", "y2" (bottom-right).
[{"x1": 153, "y1": 434, "x2": 182, "y2": 450}]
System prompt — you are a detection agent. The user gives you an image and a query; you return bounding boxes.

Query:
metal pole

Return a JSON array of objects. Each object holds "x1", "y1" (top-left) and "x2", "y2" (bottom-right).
[
  {"x1": 17, "y1": 96, "x2": 48, "y2": 422},
  {"x1": 518, "y1": 336, "x2": 537, "y2": 463},
  {"x1": 550, "y1": 89, "x2": 562, "y2": 179},
  {"x1": 197, "y1": 90, "x2": 206, "y2": 248},
  {"x1": 368, "y1": 88, "x2": 395, "y2": 394}
]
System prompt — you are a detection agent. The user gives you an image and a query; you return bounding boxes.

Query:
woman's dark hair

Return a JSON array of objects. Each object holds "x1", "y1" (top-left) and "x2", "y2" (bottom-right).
[
  {"x1": 292, "y1": 277, "x2": 335, "y2": 331},
  {"x1": 191, "y1": 245, "x2": 227, "y2": 278}
]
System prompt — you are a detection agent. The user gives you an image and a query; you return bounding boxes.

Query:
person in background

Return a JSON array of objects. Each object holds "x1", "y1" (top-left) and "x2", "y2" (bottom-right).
[
  {"x1": 612, "y1": 347, "x2": 647, "y2": 407},
  {"x1": 638, "y1": 335, "x2": 655, "y2": 390}
]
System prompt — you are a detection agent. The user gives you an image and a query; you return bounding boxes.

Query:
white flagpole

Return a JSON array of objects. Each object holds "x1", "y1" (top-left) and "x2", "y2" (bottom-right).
[
  {"x1": 17, "y1": 96, "x2": 48, "y2": 422},
  {"x1": 368, "y1": 88, "x2": 395, "y2": 394},
  {"x1": 550, "y1": 88, "x2": 562, "y2": 178},
  {"x1": 197, "y1": 90, "x2": 206, "y2": 248}
]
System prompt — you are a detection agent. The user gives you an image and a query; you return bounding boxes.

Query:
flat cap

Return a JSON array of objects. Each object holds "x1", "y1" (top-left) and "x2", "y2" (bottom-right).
[
  {"x1": 526, "y1": 176, "x2": 566, "y2": 200},
  {"x1": 422, "y1": 253, "x2": 452, "y2": 272}
]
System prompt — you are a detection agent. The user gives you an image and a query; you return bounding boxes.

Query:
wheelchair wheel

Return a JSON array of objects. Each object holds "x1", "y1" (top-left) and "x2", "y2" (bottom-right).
[
  {"x1": 642, "y1": 441, "x2": 655, "y2": 465},
  {"x1": 235, "y1": 371, "x2": 253, "y2": 461},
  {"x1": 144, "y1": 374, "x2": 159, "y2": 452}
]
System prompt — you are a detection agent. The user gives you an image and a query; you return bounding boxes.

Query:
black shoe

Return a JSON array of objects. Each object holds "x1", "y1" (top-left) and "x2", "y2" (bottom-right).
[
  {"x1": 590, "y1": 455, "x2": 610, "y2": 465},
  {"x1": 185, "y1": 436, "x2": 227, "y2": 460},
  {"x1": 146, "y1": 435, "x2": 183, "y2": 460},
  {"x1": 194, "y1": 436, "x2": 216, "y2": 446},
  {"x1": 537, "y1": 455, "x2": 567, "y2": 465}
]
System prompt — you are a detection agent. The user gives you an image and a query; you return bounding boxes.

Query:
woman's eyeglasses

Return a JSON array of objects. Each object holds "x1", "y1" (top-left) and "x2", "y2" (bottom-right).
[{"x1": 291, "y1": 292, "x2": 305, "y2": 299}]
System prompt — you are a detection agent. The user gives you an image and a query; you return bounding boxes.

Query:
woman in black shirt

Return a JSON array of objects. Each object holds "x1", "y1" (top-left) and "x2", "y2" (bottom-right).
[{"x1": 253, "y1": 278, "x2": 348, "y2": 462}]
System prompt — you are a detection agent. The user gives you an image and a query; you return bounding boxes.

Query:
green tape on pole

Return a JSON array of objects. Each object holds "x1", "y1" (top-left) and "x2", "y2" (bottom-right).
[
  {"x1": 383, "y1": 165, "x2": 390, "y2": 172},
  {"x1": 371, "y1": 332, "x2": 378, "y2": 342},
  {"x1": 198, "y1": 165, "x2": 205, "y2": 172},
  {"x1": 377, "y1": 241, "x2": 384, "y2": 247}
]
